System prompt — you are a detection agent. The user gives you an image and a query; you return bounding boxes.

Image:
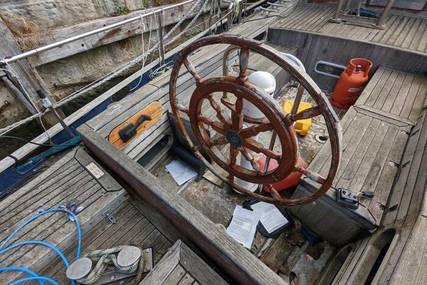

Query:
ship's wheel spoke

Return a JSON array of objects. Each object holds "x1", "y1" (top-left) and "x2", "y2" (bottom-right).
[
  {"x1": 239, "y1": 147, "x2": 261, "y2": 173},
  {"x1": 239, "y1": 122, "x2": 273, "y2": 139},
  {"x1": 231, "y1": 96, "x2": 244, "y2": 131},
  {"x1": 290, "y1": 85, "x2": 305, "y2": 115},
  {"x1": 290, "y1": 106, "x2": 322, "y2": 122},
  {"x1": 244, "y1": 138, "x2": 281, "y2": 161},
  {"x1": 268, "y1": 185, "x2": 282, "y2": 200},
  {"x1": 199, "y1": 116, "x2": 226, "y2": 135},
  {"x1": 243, "y1": 116, "x2": 268, "y2": 125},
  {"x1": 262, "y1": 131, "x2": 278, "y2": 173},
  {"x1": 295, "y1": 166, "x2": 326, "y2": 184},
  {"x1": 229, "y1": 144, "x2": 238, "y2": 167},
  {"x1": 238, "y1": 48, "x2": 250, "y2": 81},
  {"x1": 183, "y1": 57, "x2": 201, "y2": 85},
  {"x1": 209, "y1": 136, "x2": 228, "y2": 148},
  {"x1": 207, "y1": 95, "x2": 230, "y2": 126}
]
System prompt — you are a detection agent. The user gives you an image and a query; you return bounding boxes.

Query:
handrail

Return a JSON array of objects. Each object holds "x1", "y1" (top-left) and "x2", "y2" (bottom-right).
[{"x1": 0, "y1": 0, "x2": 196, "y2": 66}]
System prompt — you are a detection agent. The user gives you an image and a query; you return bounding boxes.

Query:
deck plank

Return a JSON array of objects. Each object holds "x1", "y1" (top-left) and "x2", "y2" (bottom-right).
[
  {"x1": 43, "y1": 201, "x2": 173, "y2": 283},
  {"x1": 306, "y1": 67, "x2": 421, "y2": 226},
  {"x1": 140, "y1": 240, "x2": 228, "y2": 285},
  {"x1": 271, "y1": 4, "x2": 427, "y2": 55},
  {"x1": 355, "y1": 67, "x2": 427, "y2": 124},
  {"x1": 390, "y1": 217, "x2": 427, "y2": 284},
  {"x1": 0, "y1": 147, "x2": 127, "y2": 284},
  {"x1": 331, "y1": 110, "x2": 427, "y2": 284}
]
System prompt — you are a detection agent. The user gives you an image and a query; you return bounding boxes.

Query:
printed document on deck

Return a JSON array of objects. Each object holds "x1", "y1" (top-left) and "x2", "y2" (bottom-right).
[
  {"x1": 226, "y1": 205, "x2": 259, "y2": 249},
  {"x1": 251, "y1": 202, "x2": 289, "y2": 233}
]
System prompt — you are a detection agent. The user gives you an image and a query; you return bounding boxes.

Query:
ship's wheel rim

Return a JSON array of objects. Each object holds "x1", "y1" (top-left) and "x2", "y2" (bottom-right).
[{"x1": 169, "y1": 35, "x2": 342, "y2": 206}]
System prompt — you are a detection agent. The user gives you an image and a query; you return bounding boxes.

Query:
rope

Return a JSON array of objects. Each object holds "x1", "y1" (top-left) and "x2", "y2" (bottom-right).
[
  {"x1": 0, "y1": 207, "x2": 83, "y2": 259},
  {"x1": 0, "y1": 1, "x2": 207, "y2": 136},
  {"x1": 0, "y1": 135, "x2": 55, "y2": 147},
  {"x1": 58, "y1": 0, "x2": 209, "y2": 105},
  {"x1": 2, "y1": 63, "x2": 54, "y2": 143},
  {"x1": 1, "y1": 0, "x2": 233, "y2": 137},
  {"x1": 128, "y1": 15, "x2": 149, "y2": 92},
  {"x1": 0, "y1": 266, "x2": 44, "y2": 285},
  {"x1": 73, "y1": 246, "x2": 146, "y2": 284}
]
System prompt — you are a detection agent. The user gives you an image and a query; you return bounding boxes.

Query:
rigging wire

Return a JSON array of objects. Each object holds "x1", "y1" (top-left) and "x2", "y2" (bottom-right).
[
  {"x1": 0, "y1": 135, "x2": 56, "y2": 147},
  {"x1": 0, "y1": 0, "x2": 232, "y2": 138},
  {"x1": 3, "y1": 63, "x2": 54, "y2": 144},
  {"x1": 59, "y1": 0, "x2": 209, "y2": 102},
  {"x1": 0, "y1": 1, "x2": 202, "y2": 137},
  {"x1": 129, "y1": 12, "x2": 153, "y2": 92}
]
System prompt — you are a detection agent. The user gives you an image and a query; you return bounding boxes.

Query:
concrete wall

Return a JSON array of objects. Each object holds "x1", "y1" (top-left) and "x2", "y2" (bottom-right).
[
  {"x1": 0, "y1": 0, "x2": 206, "y2": 128},
  {"x1": 0, "y1": 0, "x2": 146, "y2": 34},
  {"x1": 0, "y1": 82, "x2": 29, "y2": 128}
]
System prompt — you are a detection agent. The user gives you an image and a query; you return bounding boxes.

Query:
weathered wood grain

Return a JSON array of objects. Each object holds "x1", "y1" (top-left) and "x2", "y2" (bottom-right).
[
  {"x1": 0, "y1": 147, "x2": 127, "y2": 284},
  {"x1": 270, "y1": 3, "x2": 427, "y2": 55},
  {"x1": 78, "y1": 124, "x2": 288, "y2": 285},
  {"x1": 140, "y1": 240, "x2": 228, "y2": 285}
]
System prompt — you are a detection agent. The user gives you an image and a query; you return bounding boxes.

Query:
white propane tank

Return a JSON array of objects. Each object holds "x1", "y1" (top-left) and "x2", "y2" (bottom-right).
[{"x1": 236, "y1": 71, "x2": 276, "y2": 192}]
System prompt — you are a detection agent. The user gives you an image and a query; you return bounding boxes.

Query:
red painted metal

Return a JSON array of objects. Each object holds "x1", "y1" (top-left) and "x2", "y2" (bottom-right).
[
  {"x1": 258, "y1": 156, "x2": 308, "y2": 192},
  {"x1": 331, "y1": 58, "x2": 373, "y2": 109}
]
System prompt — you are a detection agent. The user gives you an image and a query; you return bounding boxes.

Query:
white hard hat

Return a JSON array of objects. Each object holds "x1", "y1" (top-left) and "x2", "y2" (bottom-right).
[{"x1": 248, "y1": 71, "x2": 276, "y2": 95}]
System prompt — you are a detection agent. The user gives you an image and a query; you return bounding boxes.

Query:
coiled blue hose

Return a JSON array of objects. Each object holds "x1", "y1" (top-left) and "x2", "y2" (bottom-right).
[
  {"x1": 0, "y1": 207, "x2": 83, "y2": 285},
  {"x1": 0, "y1": 207, "x2": 82, "y2": 258},
  {"x1": 0, "y1": 266, "x2": 43, "y2": 285},
  {"x1": 0, "y1": 241, "x2": 75, "y2": 285},
  {"x1": 0, "y1": 240, "x2": 70, "y2": 268}
]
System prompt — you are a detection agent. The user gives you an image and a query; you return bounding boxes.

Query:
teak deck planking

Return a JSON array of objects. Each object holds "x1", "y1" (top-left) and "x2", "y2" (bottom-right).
[
  {"x1": 0, "y1": 147, "x2": 128, "y2": 284},
  {"x1": 271, "y1": 4, "x2": 427, "y2": 55},
  {"x1": 86, "y1": 18, "x2": 290, "y2": 162},
  {"x1": 314, "y1": 67, "x2": 426, "y2": 284},
  {"x1": 42, "y1": 200, "x2": 173, "y2": 283},
  {"x1": 140, "y1": 240, "x2": 228, "y2": 285}
]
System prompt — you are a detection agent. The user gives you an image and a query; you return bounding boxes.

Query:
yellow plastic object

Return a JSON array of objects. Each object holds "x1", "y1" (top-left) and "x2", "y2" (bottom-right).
[
  {"x1": 283, "y1": 99, "x2": 312, "y2": 136},
  {"x1": 108, "y1": 101, "x2": 163, "y2": 149}
]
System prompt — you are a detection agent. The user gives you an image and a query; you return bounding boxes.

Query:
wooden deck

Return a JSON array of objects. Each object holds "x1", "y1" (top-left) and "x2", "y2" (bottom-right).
[
  {"x1": 297, "y1": 67, "x2": 426, "y2": 230},
  {"x1": 85, "y1": 1, "x2": 298, "y2": 162},
  {"x1": 332, "y1": 110, "x2": 427, "y2": 285},
  {"x1": 77, "y1": 124, "x2": 288, "y2": 285},
  {"x1": 356, "y1": 67, "x2": 427, "y2": 124},
  {"x1": 289, "y1": 65, "x2": 427, "y2": 283},
  {"x1": 270, "y1": 4, "x2": 427, "y2": 55},
  {"x1": 0, "y1": 147, "x2": 173, "y2": 284},
  {"x1": 390, "y1": 208, "x2": 427, "y2": 284},
  {"x1": 41, "y1": 200, "x2": 173, "y2": 283},
  {"x1": 141, "y1": 240, "x2": 228, "y2": 285},
  {"x1": 306, "y1": 107, "x2": 410, "y2": 224}
]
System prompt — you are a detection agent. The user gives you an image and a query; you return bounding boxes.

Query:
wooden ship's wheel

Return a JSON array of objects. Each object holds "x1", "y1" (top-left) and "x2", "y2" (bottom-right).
[{"x1": 169, "y1": 35, "x2": 342, "y2": 206}]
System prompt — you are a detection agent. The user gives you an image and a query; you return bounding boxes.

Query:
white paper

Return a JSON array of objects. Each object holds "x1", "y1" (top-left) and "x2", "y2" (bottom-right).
[
  {"x1": 165, "y1": 160, "x2": 198, "y2": 186},
  {"x1": 251, "y1": 202, "x2": 289, "y2": 234},
  {"x1": 226, "y1": 206, "x2": 259, "y2": 249}
]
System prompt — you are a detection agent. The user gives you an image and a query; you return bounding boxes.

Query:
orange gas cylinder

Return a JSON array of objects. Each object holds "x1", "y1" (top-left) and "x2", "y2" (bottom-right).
[
  {"x1": 331, "y1": 58, "x2": 373, "y2": 109},
  {"x1": 258, "y1": 156, "x2": 308, "y2": 192}
]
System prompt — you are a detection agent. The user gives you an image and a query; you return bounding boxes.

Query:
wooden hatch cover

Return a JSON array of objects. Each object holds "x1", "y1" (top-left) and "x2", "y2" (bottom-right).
[{"x1": 108, "y1": 101, "x2": 163, "y2": 149}]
